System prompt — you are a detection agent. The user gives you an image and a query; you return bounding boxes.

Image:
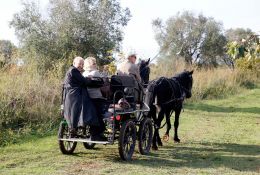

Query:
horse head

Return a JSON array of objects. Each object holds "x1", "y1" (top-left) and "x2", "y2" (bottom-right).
[
  {"x1": 173, "y1": 70, "x2": 193, "y2": 98},
  {"x1": 139, "y1": 58, "x2": 150, "y2": 86}
]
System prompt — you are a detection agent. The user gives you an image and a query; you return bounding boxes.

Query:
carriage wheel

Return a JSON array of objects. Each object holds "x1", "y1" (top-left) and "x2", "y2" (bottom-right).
[
  {"x1": 118, "y1": 120, "x2": 137, "y2": 161},
  {"x1": 138, "y1": 117, "x2": 153, "y2": 155},
  {"x1": 83, "y1": 142, "x2": 96, "y2": 149},
  {"x1": 58, "y1": 121, "x2": 77, "y2": 154}
]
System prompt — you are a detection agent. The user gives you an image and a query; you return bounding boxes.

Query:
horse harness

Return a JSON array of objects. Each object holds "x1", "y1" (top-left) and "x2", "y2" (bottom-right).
[
  {"x1": 151, "y1": 77, "x2": 187, "y2": 130},
  {"x1": 152, "y1": 77, "x2": 186, "y2": 106}
]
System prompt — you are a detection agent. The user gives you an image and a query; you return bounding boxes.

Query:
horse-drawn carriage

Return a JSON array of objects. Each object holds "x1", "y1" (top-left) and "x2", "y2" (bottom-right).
[{"x1": 58, "y1": 75, "x2": 153, "y2": 161}]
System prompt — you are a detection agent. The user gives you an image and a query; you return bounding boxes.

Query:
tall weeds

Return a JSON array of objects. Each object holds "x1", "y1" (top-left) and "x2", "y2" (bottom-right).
[{"x1": 0, "y1": 63, "x2": 62, "y2": 146}]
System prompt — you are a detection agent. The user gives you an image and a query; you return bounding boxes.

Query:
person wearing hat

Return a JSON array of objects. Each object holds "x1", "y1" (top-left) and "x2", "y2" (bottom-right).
[
  {"x1": 116, "y1": 53, "x2": 143, "y2": 104},
  {"x1": 117, "y1": 53, "x2": 141, "y2": 81}
]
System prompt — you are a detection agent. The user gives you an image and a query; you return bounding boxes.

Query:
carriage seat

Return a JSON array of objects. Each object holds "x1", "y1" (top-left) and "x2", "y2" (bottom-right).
[{"x1": 110, "y1": 75, "x2": 137, "y2": 104}]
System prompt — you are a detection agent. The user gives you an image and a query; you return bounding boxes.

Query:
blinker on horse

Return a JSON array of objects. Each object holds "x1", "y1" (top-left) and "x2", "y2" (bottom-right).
[
  {"x1": 145, "y1": 70, "x2": 193, "y2": 150},
  {"x1": 139, "y1": 58, "x2": 150, "y2": 88}
]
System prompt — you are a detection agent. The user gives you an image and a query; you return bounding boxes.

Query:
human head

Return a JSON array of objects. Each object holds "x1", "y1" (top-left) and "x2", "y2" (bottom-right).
[
  {"x1": 84, "y1": 56, "x2": 97, "y2": 71},
  {"x1": 103, "y1": 65, "x2": 109, "y2": 71},
  {"x1": 127, "y1": 53, "x2": 137, "y2": 64},
  {"x1": 73, "y1": 56, "x2": 84, "y2": 72}
]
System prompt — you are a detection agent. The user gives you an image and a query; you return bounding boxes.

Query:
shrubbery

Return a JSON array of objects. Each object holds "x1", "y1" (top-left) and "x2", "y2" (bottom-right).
[
  {"x1": 236, "y1": 58, "x2": 260, "y2": 76},
  {"x1": 0, "y1": 62, "x2": 62, "y2": 146}
]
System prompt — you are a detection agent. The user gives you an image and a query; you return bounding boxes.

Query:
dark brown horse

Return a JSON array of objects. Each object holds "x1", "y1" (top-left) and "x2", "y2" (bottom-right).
[
  {"x1": 139, "y1": 58, "x2": 150, "y2": 88},
  {"x1": 144, "y1": 71, "x2": 193, "y2": 150}
]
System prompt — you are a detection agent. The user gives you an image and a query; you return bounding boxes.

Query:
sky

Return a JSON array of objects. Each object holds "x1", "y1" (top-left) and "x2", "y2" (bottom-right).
[{"x1": 0, "y1": 0, "x2": 259, "y2": 61}]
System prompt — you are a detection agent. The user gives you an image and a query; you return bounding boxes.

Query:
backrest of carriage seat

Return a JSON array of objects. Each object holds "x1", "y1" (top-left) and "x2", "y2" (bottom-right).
[{"x1": 110, "y1": 75, "x2": 136, "y2": 103}]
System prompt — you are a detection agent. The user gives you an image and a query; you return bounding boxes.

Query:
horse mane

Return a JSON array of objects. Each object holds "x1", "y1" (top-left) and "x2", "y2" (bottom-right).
[{"x1": 173, "y1": 71, "x2": 190, "y2": 79}]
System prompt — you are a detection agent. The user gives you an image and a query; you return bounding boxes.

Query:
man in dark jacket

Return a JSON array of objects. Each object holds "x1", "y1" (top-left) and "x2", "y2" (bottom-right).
[{"x1": 62, "y1": 57, "x2": 106, "y2": 141}]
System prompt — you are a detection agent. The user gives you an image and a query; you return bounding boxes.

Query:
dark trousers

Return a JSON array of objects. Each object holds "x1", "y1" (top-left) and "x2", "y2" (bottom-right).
[
  {"x1": 136, "y1": 81, "x2": 144, "y2": 103},
  {"x1": 89, "y1": 98, "x2": 109, "y2": 136}
]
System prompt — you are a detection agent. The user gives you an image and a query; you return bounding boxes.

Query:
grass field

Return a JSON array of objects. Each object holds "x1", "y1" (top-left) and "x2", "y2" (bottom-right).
[{"x1": 0, "y1": 88, "x2": 259, "y2": 175}]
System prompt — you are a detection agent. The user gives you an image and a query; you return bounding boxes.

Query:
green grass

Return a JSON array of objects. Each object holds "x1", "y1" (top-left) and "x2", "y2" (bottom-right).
[{"x1": 0, "y1": 88, "x2": 259, "y2": 175}]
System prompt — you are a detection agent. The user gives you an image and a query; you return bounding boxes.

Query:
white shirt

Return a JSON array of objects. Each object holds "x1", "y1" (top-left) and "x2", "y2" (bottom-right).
[{"x1": 83, "y1": 69, "x2": 103, "y2": 99}]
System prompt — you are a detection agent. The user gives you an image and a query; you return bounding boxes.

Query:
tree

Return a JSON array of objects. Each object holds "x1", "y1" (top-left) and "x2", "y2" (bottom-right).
[
  {"x1": 227, "y1": 35, "x2": 260, "y2": 60},
  {"x1": 10, "y1": 0, "x2": 131, "y2": 68},
  {"x1": 0, "y1": 40, "x2": 17, "y2": 68},
  {"x1": 152, "y1": 11, "x2": 227, "y2": 67},
  {"x1": 227, "y1": 34, "x2": 260, "y2": 73},
  {"x1": 225, "y1": 28, "x2": 254, "y2": 42},
  {"x1": 222, "y1": 28, "x2": 255, "y2": 69}
]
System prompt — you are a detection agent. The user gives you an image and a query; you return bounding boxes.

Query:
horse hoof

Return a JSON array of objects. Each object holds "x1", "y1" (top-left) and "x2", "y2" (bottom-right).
[
  {"x1": 152, "y1": 146, "x2": 158, "y2": 150},
  {"x1": 174, "y1": 138, "x2": 180, "y2": 143},
  {"x1": 163, "y1": 135, "x2": 169, "y2": 142}
]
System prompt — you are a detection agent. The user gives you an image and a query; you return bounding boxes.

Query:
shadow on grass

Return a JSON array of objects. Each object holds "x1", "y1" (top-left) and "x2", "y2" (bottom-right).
[
  {"x1": 106, "y1": 142, "x2": 260, "y2": 173},
  {"x1": 186, "y1": 103, "x2": 260, "y2": 114},
  {"x1": 67, "y1": 147, "x2": 103, "y2": 157}
]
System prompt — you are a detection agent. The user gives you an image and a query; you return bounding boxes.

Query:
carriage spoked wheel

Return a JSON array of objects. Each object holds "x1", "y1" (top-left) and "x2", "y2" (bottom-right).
[
  {"x1": 138, "y1": 117, "x2": 153, "y2": 155},
  {"x1": 82, "y1": 126, "x2": 96, "y2": 149},
  {"x1": 83, "y1": 142, "x2": 95, "y2": 149},
  {"x1": 118, "y1": 120, "x2": 137, "y2": 161},
  {"x1": 58, "y1": 121, "x2": 77, "y2": 154}
]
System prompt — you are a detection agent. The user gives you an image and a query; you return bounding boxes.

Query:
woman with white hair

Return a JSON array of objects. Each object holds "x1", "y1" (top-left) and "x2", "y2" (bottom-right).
[
  {"x1": 83, "y1": 57, "x2": 111, "y2": 137},
  {"x1": 83, "y1": 57, "x2": 103, "y2": 99}
]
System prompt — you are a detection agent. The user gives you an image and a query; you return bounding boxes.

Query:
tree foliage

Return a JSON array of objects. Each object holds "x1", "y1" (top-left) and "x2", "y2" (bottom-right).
[
  {"x1": 225, "y1": 28, "x2": 254, "y2": 42},
  {"x1": 0, "y1": 40, "x2": 17, "y2": 68},
  {"x1": 227, "y1": 34, "x2": 260, "y2": 73},
  {"x1": 152, "y1": 11, "x2": 227, "y2": 67},
  {"x1": 10, "y1": 0, "x2": 131, "y2": 67},
  {"x1": 220, "y1": 28, "x2": 255, "y2": 69}
]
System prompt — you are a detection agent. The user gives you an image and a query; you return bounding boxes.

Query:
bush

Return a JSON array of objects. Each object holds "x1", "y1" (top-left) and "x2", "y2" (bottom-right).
[
  {"x1": 236, "y1": 58, "x2": 260, "y2": 77},
  {"x1": 0, "y1": 62, "x2": 61, "y2": 146}
]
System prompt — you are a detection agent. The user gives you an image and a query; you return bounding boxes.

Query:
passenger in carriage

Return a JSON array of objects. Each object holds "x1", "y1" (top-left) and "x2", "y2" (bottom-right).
[
  {"x1": 83, "y1": 57, "x2": 111, "y2": 138},
  {"x1": 116, "y1": 53, "x2": 143, "y2": 104},
  {"x1": 62, "y1": 56, "x2": 106, "y2": 141},
  {"x1": 83, "y1": 57, "x2": 104, "y2": 99},
  {"x1": 101, "y1": 65, "x2": 110, "y2": 77}
]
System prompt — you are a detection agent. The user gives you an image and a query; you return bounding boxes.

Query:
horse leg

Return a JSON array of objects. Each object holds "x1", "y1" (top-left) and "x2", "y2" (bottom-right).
[
  {"x1": 157, "y1": 129, "x2": 163, "y2": 146},
  {"x1": 152, "y1": 118, "x2": 163, "y2": 149},
  {"x1": 163, "y1": 109, "x2": 171, "y2": 142},
  {"x1": 174, "y1": 109, "x2": 181, "y2": 143},
  {"x1": 151, "y1": 106, "x2": 159, "y2": 150},
  {"x1": 152, "y1": 106, "x2": 164, "y2": 149},
  {"x1": 152, "y1": 127, "x2": 159, "y2": 150},
  {"x1": 156, "y1": 108, "x2": 164, "y2": 147}
]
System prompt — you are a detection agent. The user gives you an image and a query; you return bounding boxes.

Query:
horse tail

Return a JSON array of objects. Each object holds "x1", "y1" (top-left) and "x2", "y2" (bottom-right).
[
  {"x1": 145, "y1": 81, "x2": 157, "y2": 107},
  {"x1": 144, "y1": 80, "x2": 158, "y2": 119}
]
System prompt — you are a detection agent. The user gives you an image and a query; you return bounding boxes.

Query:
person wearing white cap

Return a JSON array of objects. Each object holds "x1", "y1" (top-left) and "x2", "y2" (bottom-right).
[
  {"x1": 116, "y1": 53, "x2": 143, "y2": 104},
  {"x1": 116, "y1": 53, "x2": 141, "y2": 81}
]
